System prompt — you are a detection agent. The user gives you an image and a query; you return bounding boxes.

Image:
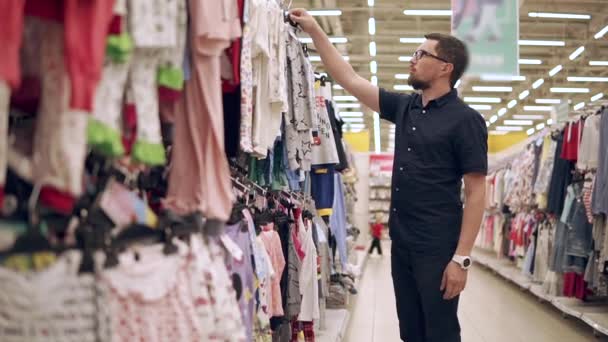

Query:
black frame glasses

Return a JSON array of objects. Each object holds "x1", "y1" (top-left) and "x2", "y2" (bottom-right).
[{"x1": 412, "y1": 50, "x2": 450, "y2": 64}]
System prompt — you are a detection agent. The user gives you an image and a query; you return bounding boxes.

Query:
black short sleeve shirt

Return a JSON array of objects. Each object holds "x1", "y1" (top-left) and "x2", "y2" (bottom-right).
[{"x1": 379, "y1": 88, "x2": 488, "y2": 249}]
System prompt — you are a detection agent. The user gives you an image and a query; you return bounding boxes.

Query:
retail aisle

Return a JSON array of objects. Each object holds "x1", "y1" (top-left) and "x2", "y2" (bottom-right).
[{"x1": 344, "y1": 241, "x2": 607, "y2": 342}]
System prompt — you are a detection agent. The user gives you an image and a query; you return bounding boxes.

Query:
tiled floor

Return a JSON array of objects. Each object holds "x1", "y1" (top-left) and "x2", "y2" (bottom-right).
[{"x1": 344, "y1": 241, "x2": 607, "y2": 342}]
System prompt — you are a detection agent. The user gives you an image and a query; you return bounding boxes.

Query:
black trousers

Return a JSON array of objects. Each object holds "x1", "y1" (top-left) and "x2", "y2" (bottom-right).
[
  {"x1": 369, "y1": 238, "x2": 383, "y2": 255},
  {"x1": 391, "y1": 244, "x2": 461, "y2": 342}
]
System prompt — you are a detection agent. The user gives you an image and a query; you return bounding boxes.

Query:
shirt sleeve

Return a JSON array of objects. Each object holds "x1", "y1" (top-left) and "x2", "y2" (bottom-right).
[
  {"x1": 378, "y1": 88, "x2": 412, "y2": 124},
  {"x1": 454, "y1": 112, "x2": 488, "y2": 175}
]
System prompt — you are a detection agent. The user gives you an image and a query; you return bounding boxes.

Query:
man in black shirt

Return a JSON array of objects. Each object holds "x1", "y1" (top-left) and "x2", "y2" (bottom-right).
[{"x1": 290, "y1": 9, "x2": 487, "y2": 342}]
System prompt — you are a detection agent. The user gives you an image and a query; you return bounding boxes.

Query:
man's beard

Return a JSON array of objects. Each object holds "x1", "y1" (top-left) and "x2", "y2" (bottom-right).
[{"x1": 408, "y1": 76, "x2": 430, "y2": 91}]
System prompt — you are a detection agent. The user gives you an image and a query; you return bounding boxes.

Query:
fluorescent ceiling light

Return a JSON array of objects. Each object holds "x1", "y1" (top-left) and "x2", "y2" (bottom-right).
[
  {"x1": 547, "y1": 118, "x2": 554, "y2": 125},
  {"x1": 595, "y1": 25, "x2": 608, "y2": 39},
  {"x1": 480, "y1": 75, "x2": 526, "y2": 81},
  {"x1": 536, "y1": 123, "x2": 546, "y2": 130},
  {"x1": 519, "y1": 40, "x2": 565, "y2": 46},
  {"x1": 342, "y1": 117, "x2": 364, "y2": 123},
  {"x1": 394, "y1": 85, "x2": 414, "y2": 91},
  {"x1": 373, "y1": 112, "x2": 381, "y2": 153},
  {"x1": 569, "y1": 46, "x2": 585, "y2": 60},
  {"x1": 535, "y1": 99, "x2": 561, "y2": 104},
  {"x1": 513, "y1": 115, "x2": 545, "y2": 120},
  {"x1": 347, "y1": 123, "x2": 365, "y2": 128},
  {"x1": 395, "y1": 74, "x2": 409, "y2": 80},
  {"x1": 469, "y1": 104, "x2": 492, "y2": 110},
  {"x1": 371, "y1": 76, "x2": 378, "y2": 86},
  {"x1": 486, "y1": 121, "x2": 490, "y2": 127},
  {"x1": 333, "y1": 84, "x2": 343, "y2": 90},
  {"x1": 336, "y1": 103, "x2": 361, "y2": 108},
  {"x1": 403, "y1": 10, "x2": 452, "y2": 16},
  {"x1": 532, "y1": 78, "x2": 545, "y2": 89},
  {"x1": 400, "y1": 37, "x2": 426, "y2": 44},
  {"x1": 368, "y1": 18, "x2": 376, "y2": 35},
  {"x1": 551, "y1": 87, "x2": 590, "y2": 93},
  {"x1": 454, "y1": 80, "x2": 461, "y2": 88},
  {"x1": 339, "y1": 112, "x2": 363, "y2": 117},
  {"x1": 590, "y1": 61, "x2": 608, "y2": 66},
  {"x1": 299, "y1": 37, "x2": 347, "y2": 44},
  {"x1": 504, "y1": 120, "x2": 533, "y2": 125},
  {"x1": 574, "y1": 102, "x2": 585, "y2": 110},
  {"x1": 489, "y1": 115, "x2": 498, "y2": 123},
  {"x1": 528, "y1": 12, "x2": 591, "y2": 20},
  {"x1": 369, "y1": 42, "x2": 377, "y2": 57},
  {"x1": 472, "y1": 86, "x2": 513, "y2": 92},
  {"x1": 549, "y1": 65, "x2": 563, "y2": 77},
  {"x1": 591, "y1": 93, "x2": 604, "y2": 102},
  {"x1": 399, "y1": 56, "x2": 413, "y2": 62},
  {"x1": 309, "y1": 56, "x2": 321, "y2": 62},
  {"x1": 524, "y1": 105, "x2": 553, "y2": 111},
  {"x1": 496, "y1": 126, "x2": 524, "y2": 131},
  {"x1": 370, "y1": 61, "x2": 377, "y2": 74},
  {"x1": 519, "y1": 59, "x2": 542, "y2": 65},
  {"x1": 334, "y1": 96, "x2": 357, "y2": 101},
  {"x1": 308, "y1": 10, "x2": 342, "y2": 16},
  {"x1": 567, "y1": 76, "x2": 608, "y2": 82},
  {"x1": 519, "y1": 90, "x2": 530, "y2": 100},
  {"x1": 368, "y1": 0, "x2": 374, "y2": 6},
  {"x1": 508, "y1": 100, "x2": 517, "y2": 108},
  {"x1": 464, "y1": 97, "x2": 501, "y2": 103},
  {"x1": 527, "y1": 128, "x2": 536, "y2": 136},
  {"x1": 489, "y1": 131, "x2": 509, "y2": 135},
  {"x1": 498, "y1": 108, "x2": 508, "y2": 116}
]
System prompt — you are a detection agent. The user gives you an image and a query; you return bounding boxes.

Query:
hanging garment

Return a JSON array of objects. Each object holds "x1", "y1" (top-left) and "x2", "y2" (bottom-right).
[
  {"x1": 577, "y1": 115, "x2": 601, "y2": 171},
  {"x1": 0, "y1": 251, "x2": 97, "y2": 342},
  {"x1": 259, "y1": 226, "x2": 286, "y2": 317},
  {"x1": 0, "y1": 81, "x2": 9, "y2": 204},
  {"x1": 33, "y1": 19, "x2": 88, "y2": 214},
  {"x1": 560, "y1": 121, "x2": 581, "y2": 162},
  {"x1": 239, "y1": 5, "x2": 254, "y2": 153},
  {"x1": 592, "y1": 110, "x2": 608, "y2": 216},
  {"x1": 533, "y1": 137, "x2": 557, "y2": 209},
  {"x1": 298, "y1": 219, "x2": 320, "y2": 322},
  {"x1": 328, "y1": 173, "x2": 348, "y2": 270},
  {"x1": 547, "y1": 132, "x2": 575, "y2": 216},
  {"x1": 311, "y1": 84, "x2": 340, "y2": 166},
  {"x1": 164, "y1": 0, "x2": 241, "y2": 221}
]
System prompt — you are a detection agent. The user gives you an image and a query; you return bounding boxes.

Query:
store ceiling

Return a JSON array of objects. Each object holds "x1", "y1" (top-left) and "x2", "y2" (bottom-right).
[{"x1": 292, "y1": 0, "x2": 608, "y2": 152}]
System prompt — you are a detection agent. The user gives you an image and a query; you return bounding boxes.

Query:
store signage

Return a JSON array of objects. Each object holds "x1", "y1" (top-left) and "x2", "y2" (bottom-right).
[
  {"x1": 555, "y1": 100, "x2": 570, "y2": 124},
  {"x1": 451, "y1": 0, "x2": 519, "y2": 76},
  {"x1": 369, "y1": 154, "x2": 394, "y2": 175}
]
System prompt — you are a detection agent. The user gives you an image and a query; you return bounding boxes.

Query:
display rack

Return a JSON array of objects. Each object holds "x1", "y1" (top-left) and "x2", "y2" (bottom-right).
[{"x1": 473, "y1": 248, "x2": 608, "y2": 338}]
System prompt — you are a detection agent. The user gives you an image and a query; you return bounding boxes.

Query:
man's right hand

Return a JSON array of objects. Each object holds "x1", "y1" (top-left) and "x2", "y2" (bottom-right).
[{"x1": 289, "y1": 8, "x2": 319, "y2": 33}]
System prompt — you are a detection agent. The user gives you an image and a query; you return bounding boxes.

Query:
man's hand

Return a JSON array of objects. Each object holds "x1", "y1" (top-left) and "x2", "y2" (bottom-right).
[
  {"x1": 440, "y1": 261, "x2": 468, "y2": 300},
  {"x1": 289, "y1": 8, "x2": 319, "y2": 33}
]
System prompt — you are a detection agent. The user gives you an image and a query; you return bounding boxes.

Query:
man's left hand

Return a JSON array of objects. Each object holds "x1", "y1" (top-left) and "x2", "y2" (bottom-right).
[{"x1": 440, "y1": 261, "x2": 468, "y2": 300}]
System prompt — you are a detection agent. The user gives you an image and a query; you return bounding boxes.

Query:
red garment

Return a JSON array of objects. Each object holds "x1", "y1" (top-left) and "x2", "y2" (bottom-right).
[
  {"x1": 40, "y1": 186, "x2": 76, "y2": 215},
  {"x1": 221, "y1": 0, "x2": 245, "y2": 92},
  {"x1": 560, "y1": 121, "x2": 581, "y2": 161},
  {"x1": 23, "y1": 0, "x2": 115, "y2": 111},
  {"x1": 371, "y1": 223, "x2": 383, "y2": 239},
  {"x1": 0, "y1": 0, "x2": 26, "y2": 89},
  {"x1": 563, "y1": 272, "x2": 587, "y2": 300},
  {"x1": 291, "y1": 320, "x2": 315, "y2": 342}
]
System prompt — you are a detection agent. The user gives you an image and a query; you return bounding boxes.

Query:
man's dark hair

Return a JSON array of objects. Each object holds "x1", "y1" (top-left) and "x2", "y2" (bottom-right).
[{"x1": 424, "y1": 33, "x2": 469, "y2": 87}]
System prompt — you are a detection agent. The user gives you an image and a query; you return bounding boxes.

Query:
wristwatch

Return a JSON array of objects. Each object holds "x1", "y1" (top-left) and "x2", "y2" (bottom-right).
[{"x1": 452, "y1": 255, "x2": 472, "y2": 270}]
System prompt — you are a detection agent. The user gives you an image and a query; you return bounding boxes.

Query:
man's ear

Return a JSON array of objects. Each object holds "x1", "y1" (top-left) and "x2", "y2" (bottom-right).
[{"x1": 443, "y1": 63, "x2": 454, "y2": 75}]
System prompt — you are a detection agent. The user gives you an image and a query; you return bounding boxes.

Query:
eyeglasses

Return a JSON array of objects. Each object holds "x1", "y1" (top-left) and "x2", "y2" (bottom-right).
[{"x1": 412, "y1": 50, "x2": 450, "y2": 63}]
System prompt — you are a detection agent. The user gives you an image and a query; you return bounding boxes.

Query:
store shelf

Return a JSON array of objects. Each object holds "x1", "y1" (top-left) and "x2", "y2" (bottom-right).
[{"x1": 473, "y1": 248, "x2": 608, "y2": 337}]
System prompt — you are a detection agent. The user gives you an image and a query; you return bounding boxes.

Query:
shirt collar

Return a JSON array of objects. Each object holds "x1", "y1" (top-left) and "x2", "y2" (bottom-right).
[{"x1": 413, "y1": 89, "x2": 458, "y2": 109}]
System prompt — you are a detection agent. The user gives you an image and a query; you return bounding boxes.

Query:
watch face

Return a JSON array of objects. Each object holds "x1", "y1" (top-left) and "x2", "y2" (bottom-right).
[{"x1": 463, "y1": 258, "x2": 471, "y2": 268}]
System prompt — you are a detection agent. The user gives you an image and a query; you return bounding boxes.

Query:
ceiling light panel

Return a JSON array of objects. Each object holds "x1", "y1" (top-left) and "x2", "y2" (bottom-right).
[
  {"x1": 595, "y1": 25, "x2": 608, "y2": 39},
  {"x1": 489, "y1": 131, "x2": 509, "y2": 135},
  {"x1": 308, "y1": 10, "x2": 342, "y2": 16},
  {"x1": 370, "y1": 61, "x2": 377, "y2": 74},
  {"x1": 536, "y1": 123, "x2": 546, "y2": 130},
  {"x1": 528, "y1": 12, "x2": 591, "y2": 20},
  {"x1": 513, "y1": 115, "x2": 545, "y2": 120},
  {"x1": 535, "y1": 99, "x2": 561, "y2": 104},
  {"x1": 591, "y1": 93, "x2": 604, "y2": 102},
  {"x1": 472, "y1": 86, "x2": 513, "y2": 92},
  {"x1": 532, "y1": 78, "x2": 545, "y2": 89},
  {"x1": 336, "y1": 103, "x2": 361, "y2": 108},
  {"x1": 399, "y1": 56, "x2": 413, "y2": 62},
  {"x1": 342, "y1": 117, "x2": 364, "y2": 123},
  {"x1": 519, "y1": 59, "x2": 542, "y2": 65},
  {"x1": 368, "y1": 18, "x2": 376, "y2": 35},
  {"x1": 567, "y1": 76, "x2": 608, "y2": 82},
  {"x1": 400, "y1": 37, "x2": 426, "y2": 44},
  {"x1": 496, "y1": 126, "x2": 524, "y2": 131},
  {"x1": 454, "y1": 80, "x2": 461, "y2": 88},
  {"x1": 551, "y1": 87, "x2": 590, "y2": 93},
  {"x1": 524, "y1": 106, "x2": 553, "y2": 111},
  {"x1": 339, "y1": 112, "x2": 364, "y2": 117},
  {"x1": 589, "y1": 61, "x2": 608, "y2": 66},
  {"x1": 395, "y1": 74, "x2": 409, "y2": 79},
  {"x1": 464, "y1": 97, "x2": 502, "y2": 103},
  {"x1": 549, "y1": 65, "x2": 563, "y2": 77},
  {"x1": 569, "y1": 46, "x2": 585, "y2": 60},
  {"x1": 527, "y1": 128, "x2": 536, "y2": 135},
  {"x1": 508, "y1": 100, "x2": 518, "y2": 108},
  {"x1": 469, "y1": 104, "x2": 492, "y2": 110},
  {"x1": 480, "y1": 75, "x2": 526, "y2": 81},
  {"x1": 367, "y1": 0, "x2": 374, "y2": 6},
  {"x1": 394, "y1": 85, "x2": 414, "y2": 91},
  {"x1": 489, "y1": 115, "x2": 498, "y2": 123},
  {"x1": 519, "y1": 90, "x2": 530, "y2": 100},
  {"x1": 403, "y1": 10, "x2": 452, "y2": 16},
  {"x1": 504, "y1": 120, "x2": 533, "y2": 125},
  {"x1": 498, "y1": 108, "x2": 508, "y2": 116},
  {"x1": 369, "y1": 42, "x2": 377, "y2": 57},
  {"x1": 299, "y1": 37, "x2": 348, "y2": 44},
  {"x1": 574, "y1": 102, "x2": 585, "y2": 110},
  {"x1": 371, "y1": 76, "x2": 378, "y2": 86},
  {"x1": 334, "y1": 96, "x2": 358, "y2": 101},
  {"x1": 519, "y1": 40, "x2": 565, "y2": 46}
]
